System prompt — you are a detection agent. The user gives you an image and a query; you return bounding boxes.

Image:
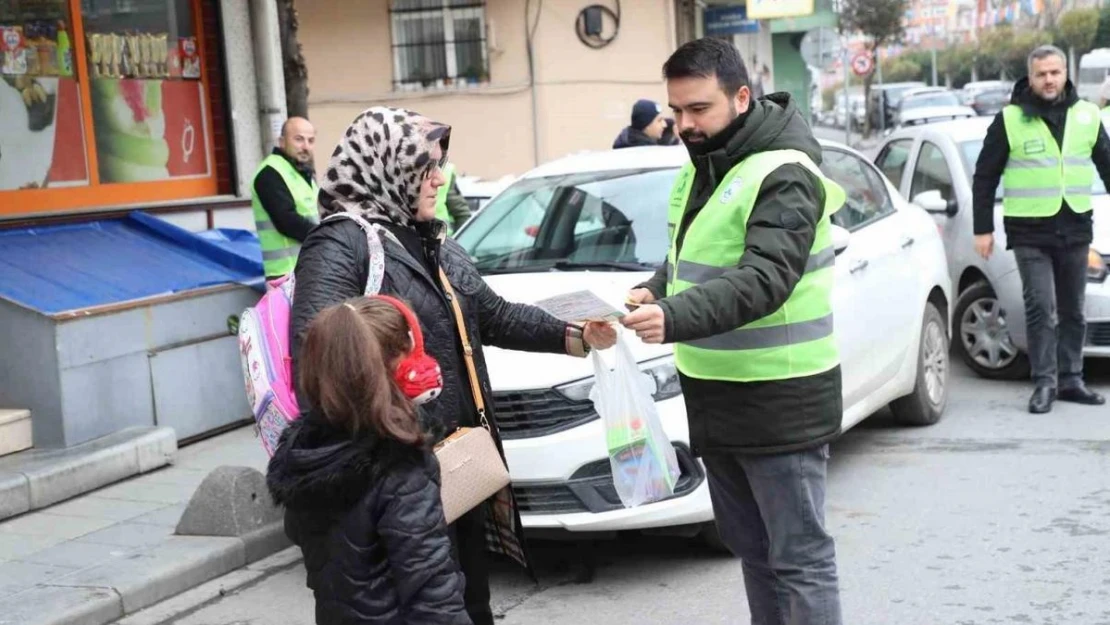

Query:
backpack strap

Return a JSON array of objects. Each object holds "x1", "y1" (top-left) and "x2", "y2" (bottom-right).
[{"x1": 322, "y1": 212, "x2": 389, "y2": 295}]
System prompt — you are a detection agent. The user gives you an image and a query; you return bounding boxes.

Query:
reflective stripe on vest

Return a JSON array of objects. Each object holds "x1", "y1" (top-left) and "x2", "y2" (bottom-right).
[
  {"x1": 435, "y1": 162, "x2": 457, "y2": 235},
  {"x1": 664, "y1": 149, "x2": 846, "y2": 383},
  {"x1": 251, "y1": 154, "x2": 320, "y2": 276},
  {"x1": 1001, "y1": 102, "x2": 1099, "y2": 217}
]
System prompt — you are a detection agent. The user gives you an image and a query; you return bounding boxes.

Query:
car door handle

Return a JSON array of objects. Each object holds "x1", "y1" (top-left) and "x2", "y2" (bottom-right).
[
  {"x1": 849, "y1": 259, "x2": 869, "y2": 273},
  {"x1": 900, "y1": 236, "x2": 915, "y2": 249}
]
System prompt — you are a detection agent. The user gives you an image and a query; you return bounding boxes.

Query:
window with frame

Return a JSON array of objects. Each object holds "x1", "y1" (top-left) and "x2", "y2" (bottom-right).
[
  {"x1": 876, "y1": 139, "x2": 913, "y2": 187},
  {"x1": 819, "y1": 148, "x2": 895, "y2": 231},
  {"x1": 909, "y1": 142, "x2": 955, "y2": 204},
  {"x1": 389, "y1": 0, "x2": 488, "y2": 91}
]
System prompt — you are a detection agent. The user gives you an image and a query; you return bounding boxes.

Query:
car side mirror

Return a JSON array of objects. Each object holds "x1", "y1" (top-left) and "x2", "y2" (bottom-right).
[
  {"x1": 912, "y1": 189, "x2": 958, "y2": 217},
  {"x1": 831, "y1": 224, "x2": 850, "y2": 256}
]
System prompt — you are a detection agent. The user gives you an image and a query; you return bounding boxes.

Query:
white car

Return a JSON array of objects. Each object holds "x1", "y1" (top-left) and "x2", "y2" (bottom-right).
[
  {"x1": 454, "y1": 142, "x2": 952, "y2": 540},
  {"x1": 891, "y1": 88, "x2": 977, "y2": 131},
  {"x1": 875, "y1": 117, "x2": 1110, "y2": 380},
  {"x1": 455, "y1": 175, "x2": 514, "y2": 214}
]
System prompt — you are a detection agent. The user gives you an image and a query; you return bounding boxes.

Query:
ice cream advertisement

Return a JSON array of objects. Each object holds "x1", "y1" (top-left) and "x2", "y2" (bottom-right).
[
  {"x1": 90, "y1": 77, "x2": 209, "y2": 183},
  {"x1": 0, "y1": 74, "x2": 88, "y2": 190}
]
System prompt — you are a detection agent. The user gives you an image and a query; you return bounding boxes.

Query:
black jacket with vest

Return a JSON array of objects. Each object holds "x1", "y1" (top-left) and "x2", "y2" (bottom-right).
[
  {"x1": 637, "y1": 92, "x2": 843, "y2": 456},
  {"x1": 972, "y1": 78, "x2": 1110, "y2": 248},
  {"x1": 267, "y1": 413, "x2": 471, "y2": 625}
]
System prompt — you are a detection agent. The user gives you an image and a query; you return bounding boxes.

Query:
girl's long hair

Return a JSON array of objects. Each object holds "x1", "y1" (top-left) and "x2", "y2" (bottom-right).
[{"x1": 298, "y1": 300, "x2": 424, "y2": 446}]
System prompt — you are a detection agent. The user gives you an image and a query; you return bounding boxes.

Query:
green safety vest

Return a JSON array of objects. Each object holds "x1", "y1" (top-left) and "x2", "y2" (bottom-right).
[
  {"x1": 665, "y1": 149, "x2": 846, "y2": 383},
  {"x1": 1001, "y1": 101, "x2": 1099, "y2": 217},
  {"x1": 251, "y1": 154, "x2": 319, "y2": 277},
  {"x1": 435, "y1": 162, "x2": 457, "y2": 235}
]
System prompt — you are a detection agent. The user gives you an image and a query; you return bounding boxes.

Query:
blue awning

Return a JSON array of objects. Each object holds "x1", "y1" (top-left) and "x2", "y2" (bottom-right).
[{"x1": 0, "y1": 212, "x2": 264, "y2": 315}]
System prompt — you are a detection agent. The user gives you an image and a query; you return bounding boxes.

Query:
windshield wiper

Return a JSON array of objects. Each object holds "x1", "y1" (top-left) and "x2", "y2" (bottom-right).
[{"x1": 552, "y1": 260, "x2": 657, "y2": 272}]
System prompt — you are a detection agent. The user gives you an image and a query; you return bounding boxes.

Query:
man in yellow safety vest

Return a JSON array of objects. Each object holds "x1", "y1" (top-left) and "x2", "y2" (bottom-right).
[
  {"x1": 433, "y1": 162, "x2": 472, "y2": 235},
  {"x1": 972, "y1": 45, "x2": 1109, "y2": 413},
  {"x1": 251, "y1": 117, "x2": 320, "y2": 280},
  {"x1": 621, "y1": 37, "x2": 844, "y2": 625}
]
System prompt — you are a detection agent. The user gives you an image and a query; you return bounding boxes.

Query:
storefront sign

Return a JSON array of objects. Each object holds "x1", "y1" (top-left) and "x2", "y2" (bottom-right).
[
  {"x1": 704, "y1": 5, "x2": 760, "y2": 36},
  {"x1": 747, "y1": 0, "x2": 815, "y2": 20}
]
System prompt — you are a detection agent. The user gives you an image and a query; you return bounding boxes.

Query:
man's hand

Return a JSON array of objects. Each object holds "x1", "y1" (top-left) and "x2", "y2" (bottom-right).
[
  {"x1": 582, "y1": 321, "x2": 617, "y2": 351},
  {"x1": 974, "y1": 233, "x2": 994, "y2": 260},
  {"x1": 625, "y1": 288, "x2": 656, "y2": 311},
  {"x1": 620, "y1": 304, "x2": 666, "y2": 344}
]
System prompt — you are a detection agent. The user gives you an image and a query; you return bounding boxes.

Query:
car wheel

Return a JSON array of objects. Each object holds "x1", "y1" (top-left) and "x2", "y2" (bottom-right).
[
  {"x1": 890, "y1": 302, "x2": 949, "y2": 426},
  {"x1": 952, "y1": 280, "x2": 1030, "y2": 380}
]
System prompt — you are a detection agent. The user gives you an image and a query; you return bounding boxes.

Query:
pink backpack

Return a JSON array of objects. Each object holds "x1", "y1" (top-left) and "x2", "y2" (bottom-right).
[{"x1": 238, "y1": 213, "x2": 388, "y2": 455}]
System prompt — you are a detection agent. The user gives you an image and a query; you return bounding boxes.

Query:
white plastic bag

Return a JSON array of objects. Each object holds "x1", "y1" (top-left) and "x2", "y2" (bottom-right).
[{"x1": 589, "y1": 332, "x2": 681, "y2": 508}]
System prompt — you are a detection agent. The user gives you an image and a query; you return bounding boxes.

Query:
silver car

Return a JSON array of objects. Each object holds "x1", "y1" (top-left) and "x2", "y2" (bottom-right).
[{"x1": 875, "y1": 117, "x2": 1110, "y2": 379}]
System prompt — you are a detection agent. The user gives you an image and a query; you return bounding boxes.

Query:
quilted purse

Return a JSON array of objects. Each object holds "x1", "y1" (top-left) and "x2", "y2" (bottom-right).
[{"x1": 433, "y1": 266, "x2": 511, "y2": 524}]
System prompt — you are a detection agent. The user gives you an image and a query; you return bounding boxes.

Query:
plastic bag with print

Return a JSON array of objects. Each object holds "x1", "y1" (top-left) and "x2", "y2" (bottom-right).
[{"x1": 589, "y1": 332, "x2": 680, "y2": 508}]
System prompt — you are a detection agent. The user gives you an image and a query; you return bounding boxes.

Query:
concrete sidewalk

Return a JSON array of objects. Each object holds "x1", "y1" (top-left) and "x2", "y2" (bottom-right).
[{"x1": 0, "y1": 425, "x2": 283, "y2": 625}]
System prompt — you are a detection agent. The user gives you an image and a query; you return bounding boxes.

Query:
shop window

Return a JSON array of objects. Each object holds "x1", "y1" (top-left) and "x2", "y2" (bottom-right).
[
  {"x1": 0, "y1": 0, "x2": 219, "y2": 216},
  {"x1": 389, "y1": 0, "x2": 488, "y2": 91},
  {"x1": 1, "y1": 0, "x2": 89, "y2": 191},
  {"x1": 82, "y1": 0, "x2": 210, "y2": 184}
]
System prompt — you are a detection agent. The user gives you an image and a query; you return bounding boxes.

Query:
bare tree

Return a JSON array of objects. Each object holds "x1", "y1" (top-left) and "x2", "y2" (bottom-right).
[
  {"x1": 838, "y1": 0, "x2": 909, "y2": 135},
  {"x1": 276, "y1": 0, "x2": 309, "y2": 118}
]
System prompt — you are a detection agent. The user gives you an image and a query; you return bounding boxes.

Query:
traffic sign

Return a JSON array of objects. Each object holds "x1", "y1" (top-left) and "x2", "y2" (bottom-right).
[
  {"x1": 851, "y1": 52, "x2": 874, "y2": 77},
  {"x1": 799, "y1": 27, "x2": 843, "y2": 70}
]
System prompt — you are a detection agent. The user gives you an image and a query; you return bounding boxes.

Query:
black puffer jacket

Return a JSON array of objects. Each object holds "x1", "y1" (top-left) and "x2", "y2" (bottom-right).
[
  {"x1": 289, "y1": 215, "x2": 579, "y2": 570},
  {"x1": 290, "y1": 217, "x2": 569, "y2": 434},
  {"x1": 267, "y1": 414, "x2": 470, "y2": 625}
]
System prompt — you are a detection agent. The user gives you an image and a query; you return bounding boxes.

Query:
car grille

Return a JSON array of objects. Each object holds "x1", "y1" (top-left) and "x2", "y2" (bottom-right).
[
  {"x1": 1088, "y1": 322, "x2": 1110, "y2": 347},
  {"x1": 514, "y1": 444, "x2": 704, "y2": 515},
  {"x1": 492, "y1": 389, "x2": 597, "y2": 440}
]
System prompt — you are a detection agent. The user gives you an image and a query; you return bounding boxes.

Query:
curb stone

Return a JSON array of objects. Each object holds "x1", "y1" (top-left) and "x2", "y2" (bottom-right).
[{"x1": 0, "y1": 519, "x2": 289, "y2": 625}]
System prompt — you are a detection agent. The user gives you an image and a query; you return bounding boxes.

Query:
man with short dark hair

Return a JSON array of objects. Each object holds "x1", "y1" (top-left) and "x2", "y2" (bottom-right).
[
  {"x1": 612, "y1": 98, "x2": 680, "y2": 148},
  {"x1": 252, "y1": 117, "x2": 320, "y2": 280},
  {"x1": 973, "y1": 45, "x2": 1110, "y2": 413},
  {"x1": 621, "y1": 37, "x2": 845, "y2": 624}
]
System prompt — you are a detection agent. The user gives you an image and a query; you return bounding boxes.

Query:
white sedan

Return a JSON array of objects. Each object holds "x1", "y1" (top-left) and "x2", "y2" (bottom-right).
[
  {"x1": 454, "y1": 141, "x2": 953, "y2": 541},
  {"x1": 875, "y1": 117, "x2": 1110, "y2": 380}
]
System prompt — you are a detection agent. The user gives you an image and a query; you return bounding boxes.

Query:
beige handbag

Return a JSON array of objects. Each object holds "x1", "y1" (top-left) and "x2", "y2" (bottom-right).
[{"x1": 433, "y1": 267, "x2": 511, "y2": 525}]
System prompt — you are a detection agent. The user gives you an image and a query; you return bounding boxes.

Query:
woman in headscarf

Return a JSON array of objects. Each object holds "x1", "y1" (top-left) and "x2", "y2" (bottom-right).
[{"x1": 287, "y1": 106, "x2": 616, "y2": 625}]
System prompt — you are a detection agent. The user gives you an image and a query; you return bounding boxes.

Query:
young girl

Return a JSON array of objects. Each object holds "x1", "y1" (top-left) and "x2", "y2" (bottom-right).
[{"x1": 266, "y1": 296, "x2": 471, "y2": 625}]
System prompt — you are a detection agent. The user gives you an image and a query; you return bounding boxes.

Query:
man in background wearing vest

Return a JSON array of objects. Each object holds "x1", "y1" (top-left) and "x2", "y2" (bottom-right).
[
  {"x1": 973, "y1": 45, "x2": 1109, "y2": 413},
  {"x1": 621, "y1": 37, "x2": 845, "y2": 624},
  {"x1": 434, "y1": 162, "x2": 472, "y2": 235},
  {"x1": 252, "y1": 117, "x2": 320, "y2": 280}
]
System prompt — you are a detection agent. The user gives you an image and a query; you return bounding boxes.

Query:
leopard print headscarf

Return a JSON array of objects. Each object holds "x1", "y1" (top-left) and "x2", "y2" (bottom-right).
[{"x1": 318, "y1": 106, "x2": 450, "y2": 227}]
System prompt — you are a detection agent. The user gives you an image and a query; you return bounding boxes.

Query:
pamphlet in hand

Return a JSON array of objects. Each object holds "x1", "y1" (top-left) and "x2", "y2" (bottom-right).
[{"x1": 534, "y1": 290, "x2": 625, "y2": 323}]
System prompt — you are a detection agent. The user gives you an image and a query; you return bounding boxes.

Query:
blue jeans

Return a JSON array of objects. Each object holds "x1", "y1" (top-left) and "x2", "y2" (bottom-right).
[{"x1": 704, "y1": 446, "x2": 842, "y2": 625}]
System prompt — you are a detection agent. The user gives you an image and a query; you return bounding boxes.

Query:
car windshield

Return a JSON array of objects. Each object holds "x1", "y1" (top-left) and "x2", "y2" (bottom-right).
[
  {"x1": 901, "y1": 92, "x2": 961, "y2": 110},
  {"x1": 455, "y1": 167, "x2": 677, "y2": 274},
  {"x1": 958, "y1": 139, "x2": 1107, "y2": 199}
]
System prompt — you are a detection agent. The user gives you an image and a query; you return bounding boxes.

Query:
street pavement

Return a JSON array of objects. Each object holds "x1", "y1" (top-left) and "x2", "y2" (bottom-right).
[
  {"x1": 121, "y1": 356, "x2": 1110, "y2": 625},
  {"x1": 812, "y1": 123, "x2": 880, "y2": 159}
]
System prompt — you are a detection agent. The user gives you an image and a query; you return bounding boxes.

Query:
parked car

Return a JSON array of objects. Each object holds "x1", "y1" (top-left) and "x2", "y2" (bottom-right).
[
  {"x1": 875, "y1": 117, "x2": 1110, "y2": 380},
  {"x1": 965, "y1": 87, "x2": 1010, "y2": 117},
  {"x1": 456, "y1": 174, "x2": 514, "y2": 215},
  {"x1": 453, "y1": 141, "x2": 952, "y2": 543},
  {"x1": 959, "y1": 80, "x2": 1013, "y2": 106},
  {"x1": 869, "y1": 81, "x2": 928, "y2": 130},
  {"x1": 891, "y1": 88, "x2": 977, "y2": 130}
]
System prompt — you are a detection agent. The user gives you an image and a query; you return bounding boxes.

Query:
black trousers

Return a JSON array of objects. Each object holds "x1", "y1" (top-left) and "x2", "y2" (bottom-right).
[
  {"x1": 1013, "y1": 244, "x2": 1089, "y2": 390},
  {"x1": 448, "y1": 504, "x2": 494, "y2": 625}
]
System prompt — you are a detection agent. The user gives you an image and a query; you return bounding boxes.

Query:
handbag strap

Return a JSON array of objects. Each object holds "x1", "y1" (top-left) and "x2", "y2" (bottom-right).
[{"x1": 437, "y1": 266, "x2": 490, "y2": 431}]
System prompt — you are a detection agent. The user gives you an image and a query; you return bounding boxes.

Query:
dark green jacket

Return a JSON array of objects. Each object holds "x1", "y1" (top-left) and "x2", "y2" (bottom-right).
[{"x1": 639, "y1": 93, "x2": 842, "y2": 456}]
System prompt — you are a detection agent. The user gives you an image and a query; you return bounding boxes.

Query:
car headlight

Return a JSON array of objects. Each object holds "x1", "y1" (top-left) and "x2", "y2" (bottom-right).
[
  {"x1": 555, "y1": 356, "x2": 683, "y2": 404},
  {"x1": 1089, "y1": 247, "x2": 1108, "y2": 283}
]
